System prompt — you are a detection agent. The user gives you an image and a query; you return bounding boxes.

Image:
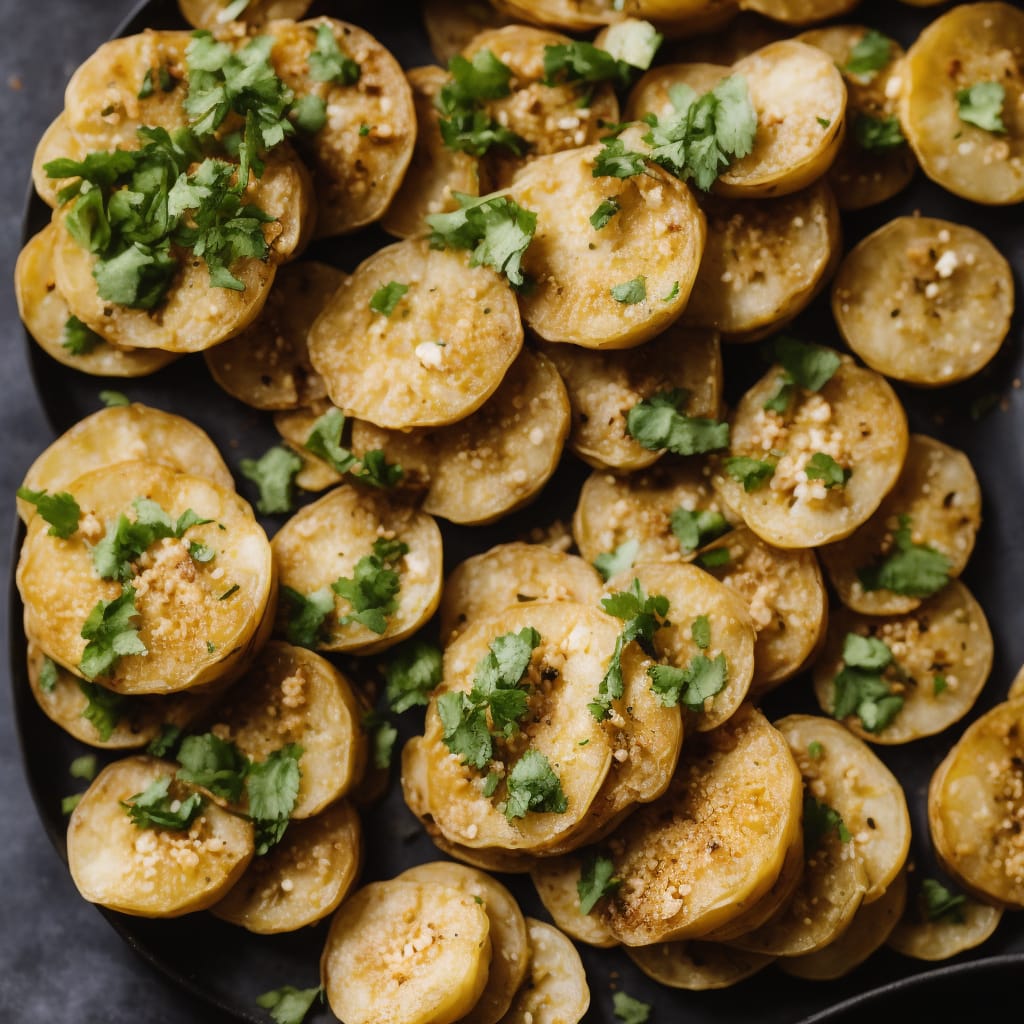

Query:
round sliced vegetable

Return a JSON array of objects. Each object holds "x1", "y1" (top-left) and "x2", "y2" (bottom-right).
[
  {"x1": 212, "y1": 798, "x2": 361, "y2": 933},
  {"x1": 493, "y1": 0, "x2": 623, "y2": 31},
  {"x1": 273, "y1": 401, "x2": 345, "y2": 494},
  {"x1": 832, "y1": 216, "x2": 1013, "y2": 386},
  {"x1": 887, "y1": 877, "x2": 1002, "y2": 961},
  {"x1": 32, "y1": 113, "x2": 77, "y2": 209},
  {"x1": 627, "y1": 941, "x2": 774, "y2": 989},
  {"x1": 271, "y1": 484, "x2": 443, "y2": 655},
  {"x1": 738, "y1": 0, "x2": 860, "y2": 26},
  {"x1": 178, "y1": 0, "x2": 312, "y2": 30},
  {"x1": 68, "y1": 755, "x2": 254, "y2": 917},
  {"x1": 530, "y1": 853, "x2": 619, "y2": 948},
  {"x1": 498, "y1": 918, "x2": 589, "y2": 1024},
  {"x1": 424, "y1": 0, "x2": 511, "y2": 65}
]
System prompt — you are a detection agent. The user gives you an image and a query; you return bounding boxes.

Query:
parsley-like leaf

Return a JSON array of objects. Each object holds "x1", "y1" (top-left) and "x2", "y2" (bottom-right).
[
  {"x1": 601, "y1": 19, "x2": 663, "y2": 72},
  {"x1": 100, "y1": 390, "x2": 130, "y2": 407},
  {"x1": 240, "y1": 446, "x2": 303, "y2": 515},
  {"x1": 843, "y1": 30, "x2": 893, "y2": 78},
  {"x1": 62, "y1": 315, "x2": 102, "y2": 355},
  {"x1": 613, "y1": 991, "x2": 652, "y2": 1024},
  {"x1": 363, "y1": 711, "x2": 398, "y2": 771},
  {"x1": 593, "y1": 137, "x2": 648, "y2": 179},
  {"x1": 610, "y1": 276, "x2": 646, "y2": 304},
  {"x1": 697, "y1": 547, "x2": 731, "y2": 569},
  {"x1": 832, "y1": 632, "x2": 904, "y2": 733},
  {"x1": 308, "y1": 24, "x2": 360, "y2": 85},
  {"x1": 577, "y1": 853, "x2": 621, "y2": 914},
  {"x1": 438, "y1": 691, "x2": 493, "y2": 770},
  {"x1": 773, "y1": 336, "x2": 841, "y2": 391},
  {"x1": 290, "y1": 94, "x2": 327, "y2": 134},
  {"x1": 16, "y1": 487, "x2": 81, "y2": 539},
  {"x1": 70, "y1": 754, "x2": 98, "y2": 781},
  {"x1": 626, "y1": 389, "x2": 729, "y2": 456},
  {"x1": 333, "y1": 537, "x2": 408, "y2": 634},
  {"x1": 79, "y1": 585, "x2": 148, "y2": 680},
  {"x1": 857, "y1": 515, "x2": 951, "y2": 597},
  {"x1": 386, "y1": 641, "x2": 442, "y2": 713},
  {"x1": 247, "y1": 743, "x2": 304, "y2": 855},
  {"x1": 256, "y1": 985, "x2": 322, "y2": 1024},
  {"x1": 805, "y1": 452, "x2": 850, "y2": 489},
  {"x1": 62, "y1": 794, "x2": 82, "y2": 815},
  {"x1": 594, "y1": 538, "x2": 639, "y2": 582},
  {"x1": 543, "y1": 41, "x2": 634, "y2": 90},
  {"x1": 919, "y1": 878, "x2": 967, "y2": 924},
  {"x1": 122, "y1": 775, "x2": 204, "y2": 831},
  {"x1": 370, "y1": 280, "x2": 409, "y2": 317},
  {"x1": 504, "y1": 748, "x2": 567, "y2": 820},
  {"x1": 692, "y1": 614, "x2": 710, "y2": 650},
  {"x1": 670, "y1": 507, "x2": 728, "y2": 554},
  {"x1": 427, "y1": 191, "x2": 537, "y2": 288},
  {"x1": 39, "y1": 656, "x2": 59, "y2": 694},
  {"x1": 956, "y1": 81, "x2": 1006, "y2": 134},
  {"x1": 724, "y1": 456, "x2": 774, "y2": 492},
  {"x1": 854, "y1": 114, "x2": 906, "y2": 151},
  {"x1": 303, "y1": 408, "x2": 402, "y2": 488},
  {"x1": 934, "y1": 674, "x2": 948, "y2": 696},
  {"x1": 803, "y1": 794, "x2": 852, "y2": 853},
  {"x1": 146, "y1": 724, "x2": 182, "y2": 758},
  {"x1": 77, "y1": 680, "x2": 126, "y2": 741},
  {"x1": 590, "y1": 197, "x2": 620, "y2": 229},
  {"x1": 648, "y1": 652, "x2": 727, "y2": 711},
  {"x1": 176, "y1": 732, "x2": 250, "y2": 802}
]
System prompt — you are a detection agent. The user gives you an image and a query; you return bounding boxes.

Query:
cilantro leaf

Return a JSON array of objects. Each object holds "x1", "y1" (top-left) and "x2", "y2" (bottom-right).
[
  {"x1": 438, "y1": 691, "x2": 493, "y2": 770},
  {"x1": 100, "y1": 390, "x2": 130, "y2": 407},
  {"x1": 843, "y1": 30, "x2": 893, "y2": 78},
  {"x1": 692, "y1": 614, "x2": 711, "y2": 650},
  {"x1": 644, "y1": 74, "x2": 757, "y2": 190},
  {"x1": 240, "y1": 446, "x2": 303, "y2": 515},
  {"x1": 504, "y1": 748, "x2": 567, "y2": 820},
  {"x1": 146, "y1": 724, "x2": 182, "y2": 758},
  {"x1": 79, "y1": 585, "x2": 148, "y2": 680},
  {"x1": 303, "y1": 407, "x2": 356, "y2": 475},
  {"x1": 363, "y1": 711, "x2": 398, "y2": 771},
  {"x1": 77, "y1": 680, "x2": 127, "y2": 741},
  {"x1": 807, "y1": 740, "x2": 823, "y2": 760},
  {"x1": 956, "y1": 81, "x2": 1006, "y2": 133},
  {"x1": 176, "y1": 732, "x2": 250, "y2": 803},
  {"x1": 626, "y1": 389, "x2": 729, "y2": 456},
  {"x1": 593, "y1": 137, "x2": 647, "y2": 179},
  {"x1": 724, "y1": 456, "x2": 774, "y2": 492},
  {"x1": 39, "y1": 657, "x2": 59, "y2": 694},
  {"x1": 854, "y1": 114, "x2": 906, "y2": 151},
  {"x1": 577, "y1": 853, "x2": 621, "y2": 914},
  {"x1": 832, "y1": 633, "x2": 903, "y2": 733},
  {"x1": 648, "y1": 652, "x2": 727, "y2": 710},
  {"x1": 857, "y1": 515, "x2": 951, "y2": 597},
  {"x1": 70, "y1": 756, "x2": 97, "y2": 783},
  {"x1": 805, "y1": 452, "x2": 850, "y2": 489},
  {"x1": 773, "y1": 336, "x2": 841, "y2": 391},
  {"x1": 62, "y1": 315, "x2": 102, "y2": 355},
  {"x1": 256, "y1": 985, "x2": 322, "y2": 1024},
  {"x1": 370, "y1": 281, "x2": 410, "y2": 317},
  {"x1": 600, "y1": 19, "x2": 663, "y2": 71},
  {"x1": 307, "y1": 24, "x2": 360, "y2": 86},
  {"x1": 543, "y1": 41, "x2": 634, "y2": 90},
  {"x1": 247, "y1": 743, "x2": 304, "y2": 854},
  {"x1": 611, "y1": 276, "x2": 646, "y2": 304},
  {"x1": 843, "y1": 633, "x2": 893, "y2": 671},
  {"x1": 590, "y1": 197, "x2": 620, "y2": 229},
  {"x1": 122, "y1": 775, "x2": 204, "y2": 831},
  {"x1": 332, "y1": 538, "x2": 408, "y2": 634},
  {"x1": 613, "y1": 991, "x2": 652, "y2": 1024},
  {"x1": 803, "y1": 794, "x2": 852, "y2": 853},
  {"x1": 386, "y1": 641, "x2": 443, "y2": 713},
  {"x1": 697, "y1": 547, "x2": 731, "y2": 569},
  {"x1": 934, "y1": 674, "x2": 948, "y2": 696},
  {"x1": 16, "y1": 487, "x2": 81, "y2": 539},
  {"x1": 594, "y1": 538, "x2": 639, "y2": 582},
  {"x1": 670, "y1": 507, "x2": 729, "y2": 554},
  {"x1": 289, "y1": 94, "x2": 327, "y2": 134},
  {"x1": 353, "y1": 449, "x2": 404, "y2": 489},
  {"x1": 426, "y1": 191, "x2": 537, "y2": 288},
  {"x1": 919, "y1": 878, "x2": 967, "y2": 924},
  {"x1": 62, "y1": 794, "x2": 83, "y2": 815}
]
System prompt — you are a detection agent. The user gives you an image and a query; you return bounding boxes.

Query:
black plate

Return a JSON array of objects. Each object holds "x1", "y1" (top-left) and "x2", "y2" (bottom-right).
[{"x1": 12, "y1": 0, "x2": 1024, "y2": 1021}]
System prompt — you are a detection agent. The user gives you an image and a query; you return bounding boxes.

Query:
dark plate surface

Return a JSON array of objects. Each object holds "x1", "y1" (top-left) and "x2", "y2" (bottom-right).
[{"x1": 11, "y1": 0, "x2": 1024, "y2": 1021}]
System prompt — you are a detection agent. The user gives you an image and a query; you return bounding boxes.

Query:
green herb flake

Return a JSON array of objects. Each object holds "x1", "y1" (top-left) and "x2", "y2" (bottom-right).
[
  {"x1": 670, "y1": 507, "x2": 729, "y2": 554},
  {"x1": 613, "y1": 991, "x2": 652, "y2": 1024},
  {"x1": 662, "y1": 281, "x2": 680, "y2": 302},
  {"x1": 696, "y1": 547, "x2": 731, "y2": 569},
  {"x1": 601, "y1": 18, "x2": 663, "y2": 71},
  {"x1": 803, "y1": 794, "x2": 852, "y2": 853},
  {"x1": 611, "y1": 276, "x2": 647, "y2": 304},
  {"x1": 100, "y1": 390, "x2": 130, "y2": 407},
  {"x1": 359, "y1": 122, "x2": 372, "y2": 136},
  {"x1": 39, "y1": 656, "x2": 60, "y2": 694},
  {"x1": 594, "y1": 538, "x2": 639, "y2": 582},
  {"x1": 370, "y1": 280, "x2": 410, "y2": 317},
  {"x1": 857, "y1": 515, "x2": 951, "y2": 598},
  {"x1": 577, "y1": 853, "x2": 621, "y2": 914},
  {"x1": 255, "y1": 985, "x2": 322, "y2": 1024},
  {"x1": 332, "y1": 537, "x2": 409, "y2": 635},
  {"x1": 805, "y1": 452, "x2": 851, "y2": 489},
  {"x1": 70, "y1": 755, "x2": 98, "y2": 781},
  {"x1": 934, "y1": 674, "x2": 948, "y2": 696},
  {"x1": 592, "y1": 137, "x2": 648, "y2": 179},
  {"x1": 648, "y1": 652, "x2": 727, "y2": 711},
  {"x1": 307, "y1": 24, "x2": 360, "y2": 86},
  {"x1": 691, "y1": 614, "x2": 711, "y2": 650},
  {"x1": 956, "y1": 81, "x2": 1006, "y2": 134},
  {"x1": 290, "y1": 94, "x2": 327, "y2": 134},
  {"x1": 503, "y1": 748, "x2": 567, "y2": 821},
  {"x1": 773, "y1": 336, "x2": 841, "y2": 392},
  {"x1": 807, "y1": 740, "x2": 823, "y2": 760},
  {"x1": 854, "y1": 114, "x2": 906, "y2": 151},
  {"x1": 122, "y1": 774, "x2": 205, "y2": 831},
  {"x1": 146, "y1": 724, "x2": 182, "y2": 758},
  {"x1": 16, "y1": 487, "x2": 81, "y2": 539},
  {"x1": 386, "y1": 641, "x2": 443, "y2": 714},
  {"x1": 843, "y1": 30, "x2": 893, "y2": 78},
  {"x1": 920, "y1": 878, "x2": 967, "y2": 924},
  {"x1": 62, "y1": 794, "x2": 83, "y2": 815},
  {"x1": 626, "y1": 389, "x2": 729, "y2": 456},
  {"x1": 482, "y1": 771, "x2": 501, "y2": 797},
  {"x1": 79, "y1": 586, "x2": 148, "y2": 681},
  {"x1": 62, "y1": 315, "x2": 102, "y2": 355},
  {"x1": 177, "y1": 732, "x2": 250, "y2": 803},
  {"x1": 248, "y1": 743, "x2": 304, "y2": 855},
  {"x1": 542, "y1": 40, "x2": 635, "y2": 90},
  {"x1": 362, "y1": 711, "x2": 398, "y2": 771},
  {"x1": 817, "y1": 116, "x2": 831, "y2": 128},
  {"x1": 832, "y1": 632, "x2": 903, "y2": 733},
  {"x1": 240, "y1": 446, "x2": 303, "y2": 515},
  {"x1": 590, "y1": 197, "x2": 620, "y2": 229},
  {"x1": 139, "y1": 68, "x2": 155, "y2": 100},
  {"x1": 724, "y1": 456, "x2": 775, "y2": 493}
]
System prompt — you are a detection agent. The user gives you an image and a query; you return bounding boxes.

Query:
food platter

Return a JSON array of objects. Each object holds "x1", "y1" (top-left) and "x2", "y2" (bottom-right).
[{"x1": 10, "y1": 0, "x2": 1024, "y2": 1021}]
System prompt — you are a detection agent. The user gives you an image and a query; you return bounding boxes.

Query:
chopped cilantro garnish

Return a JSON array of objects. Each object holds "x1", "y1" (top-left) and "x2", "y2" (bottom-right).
[
  {"x1": 177, "y1": 732, "x2": 250, "y2": 802},
  {"x1": 594, "y1": 538, "x2": 639, "y2": 582},
  {"x1": 333, "y1": 537, "x2": 409, "y2": 634},
  {"x1": 627, "y1": 389, "x2": 729, "y2": 456},
  {"x1": 290, "y1": 94, "x2": 327, "y2": 134},
  {"x1": 807, "y1": 740, "x2": 823, "y2": 760},
  {"x1": 385, "y1": 641, "x2": 442, "y2": 713},
  {"x1": 773, "y1": 336, "x2": 841, "y2": 392},
  {"x1": 843, "y1": 30, "x2": 893, "y2": 78},
  {"x1": 62, "y1": 315, "x2": 102, "y2": 355},
  {"x1": 100, "y1": 390, "x2": 130, "y2": 407},
  {"x1": 643, "y1": 75, "x2": 757, "y2": 190},
  {"x1": 600, "y1": 19, "x2": 663, "y2": 71},
  {"x1": 79, "y1": 585, "x2": 148, "y2": 680},
  {"x1": 590, "y1": 197, "x2": 620, "y2": 229},
  {"x1": 543, "y1": 41, "x2": 635, "y2": 90},
  {"x1": 248, "y1": 743, "x2": 304, "y2": 854},
  {"x1": 303, "y1": 407, "x2": 402, "y2": 489},
  {"x1": 16, "y1": 487, "x2": 80, "y2": 539},
  {"x1": 920, "y1": 878, "x2": 967, "y2": 923},
  {"x1": 70, "y1": 754, "x2": 98, "y2": 781},
  {"x1": 662, "y1": 281, "x2": 680, "y2": 302},
  {"x1": 670, "y1": 507, "x2": 729, "y2": 554},
  {"x1": 805, "y1": 452, "x2": 850, "y2": 489},
  {"x1": 281, "y1": 585, "x2": 335, "y2": 648},
  {"x1": 692, "y1": 614, "x2": 711, "y2": 650},
  {"x1": 803, "y1": 794, "x2": 852, "y2": 852},
  {"x1": 504, "y1": 748, "x2": 567, "y2": 820},
  {"x1": 370, "y1": 280, "x2": 410, "y2": 317},
  {"x1": 592, "y1": 579, "x2": 669, "y2": 720},
  {"x1": 610, "y1": 276, "x2": 647, "y2": 304},
  {"x1": 956, "y1": 81, "x2": 1006, "y2": 134},
  {"x1": 832, "y1": 632, "x2": 903, "y2": 733},
  {"x1": 697, "y1": 547, "x2": 731, "y2": 569},
  {"x1": 138, "y1": 68, "x2": 155, "y2": 100},
  {"x1": 934, "y1": 674, "x2": 948, "y2": 696},
  {"x1": 307, "y1": 23, "x2": 360, "y2": 86},
  {"x1": 61, "y1": 794, "x2": 82, "y2": 815},
  {"x1": 256, "y1": 985, "x2": 322, "y2": 1024},
  {"x1": 39, "y1": 656, "x2": 59, "y2": 694},
  {"x1": 854, "y1": 114, "x2": 906, "y2": 151},
  {"x1": 592, "y1": 137, "x2": 648, "y2": 179},
  {"x1": 817, "y1": 116, "x2": 831, "y2": 128},
  {"x1": 613, "y1": 991, "x2": 652, "y2": 1024},
  {"x1": 437, "y1": 691, "x2": 492, "y2": 771},
  {"x1": 146, "y1": 724, "x2": 182, "y2": 758},
  {"x1": 363, "y1": 711, "x2": 398, "y2": 771},
  {"x1": 724, "y1": 456, "x2": 775, "y2": 492},
  {"x1": 122, "y1": 775, "x2": 204, "y2": 831},
  {"x1": 648, "y1": 652, "x2": 727, "y2": 710},
  {"x1": 77, "y1": 680, "x2": 126, "y2": 741},
  {"x1": 857, "y1": 515, "x2": 951, "y2": 597},
  {"x1": 240, "y1": 445, "x2": 303, "y2": 515},
  {"x1": 426, "y1": 191, "x2": 537, "y2": 288},
  {"x1": 577, "y1": 853, "x2": 621, "y2": 914}
]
